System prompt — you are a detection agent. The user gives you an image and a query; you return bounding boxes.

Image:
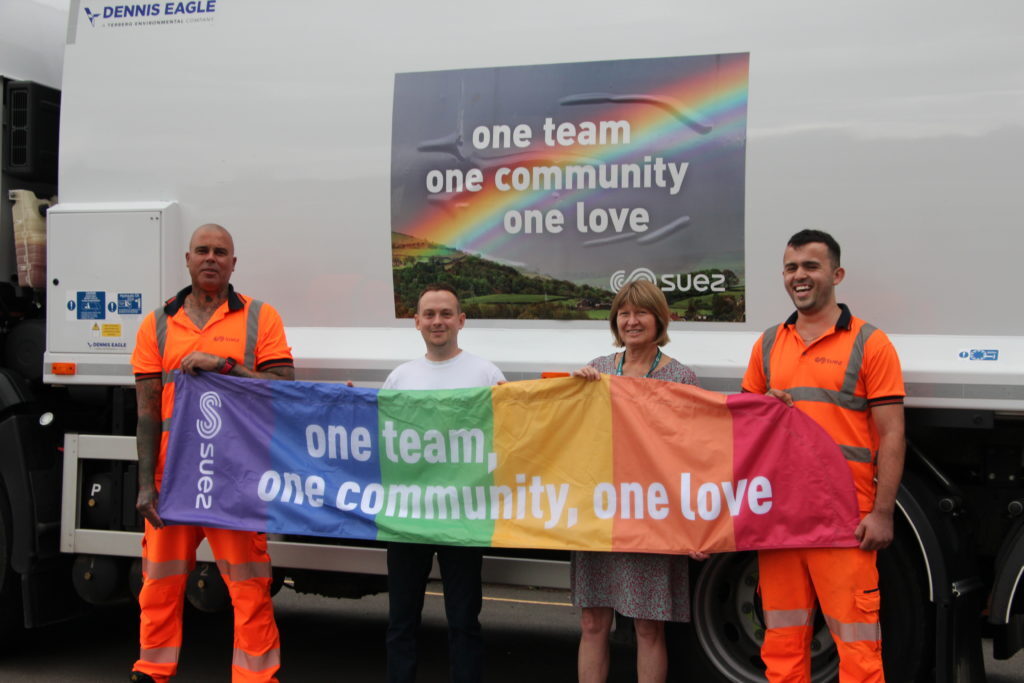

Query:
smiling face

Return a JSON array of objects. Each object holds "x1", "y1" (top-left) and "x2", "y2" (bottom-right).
[
  {"x1": 616, "y1": 303, "x2": 659, "y2": 349},
  {"x1": 186, "y1": 225, "x2": 236, "y2": 295},
  {"x1": 608, "y1": 280, "x2": 670, "y2": 348},
  {"x1": 783, "y1": 241, "x2": 844, "y2": 315},
  {"x1": 415, "y1": 289, "x2": 465, "y2": 358}
]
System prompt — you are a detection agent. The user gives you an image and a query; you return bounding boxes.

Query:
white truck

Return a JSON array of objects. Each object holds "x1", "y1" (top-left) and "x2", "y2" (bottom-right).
[{"x1": 2, "y1": 0, "x2": 1022, "y2": 680}]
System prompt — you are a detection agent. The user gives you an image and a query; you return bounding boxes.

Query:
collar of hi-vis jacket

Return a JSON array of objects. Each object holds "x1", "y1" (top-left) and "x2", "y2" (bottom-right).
[
  {"x1": 783, "y1": 302, "x2": 852, "y2": 331},
  {"x1": 163, "y1": 284, "x2": 245, "y2": 315}
]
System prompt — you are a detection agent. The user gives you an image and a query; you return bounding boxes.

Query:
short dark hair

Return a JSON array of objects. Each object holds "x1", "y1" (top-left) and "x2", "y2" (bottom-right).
[
  {"x1": 417, "y1": 282, "x2": 461, "y2": 313},
  {"x1": 788, "y1": 229, "x2": 841, "y2": 268}
]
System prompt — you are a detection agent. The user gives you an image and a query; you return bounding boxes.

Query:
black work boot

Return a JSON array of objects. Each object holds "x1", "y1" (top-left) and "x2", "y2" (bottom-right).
[{"x1": 129, "y1": 672, "x2": 156, "y2": 683}]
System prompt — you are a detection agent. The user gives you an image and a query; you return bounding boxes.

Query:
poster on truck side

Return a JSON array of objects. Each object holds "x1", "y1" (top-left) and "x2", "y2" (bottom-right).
[{"x1": 390, "y1": 53, "x2": 749, "y2": 322}]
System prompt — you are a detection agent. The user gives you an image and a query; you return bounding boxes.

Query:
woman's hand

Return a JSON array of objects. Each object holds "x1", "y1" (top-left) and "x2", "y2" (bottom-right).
[{"x1": 572, "y1": 366, "x2": 601, "y2": 381}]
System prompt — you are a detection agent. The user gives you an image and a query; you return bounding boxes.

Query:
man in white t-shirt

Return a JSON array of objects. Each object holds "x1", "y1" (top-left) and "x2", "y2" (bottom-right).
[{"x1": 383, "y1": 283, "x2": 505, "y2": 683}]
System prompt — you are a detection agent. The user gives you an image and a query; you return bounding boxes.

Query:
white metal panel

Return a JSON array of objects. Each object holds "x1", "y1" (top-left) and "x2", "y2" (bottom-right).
[
  {"x1": 55, "y1": 0, "x2": 1024, "y2": 337},
  {"x1": 44, "y1": 202, "x2": 178, "y2": 383}
]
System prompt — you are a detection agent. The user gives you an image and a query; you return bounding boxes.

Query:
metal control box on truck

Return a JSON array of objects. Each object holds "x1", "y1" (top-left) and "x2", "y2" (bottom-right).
[{"x1": 1, "y1": 1, "x2": 1022, "y2": 680}]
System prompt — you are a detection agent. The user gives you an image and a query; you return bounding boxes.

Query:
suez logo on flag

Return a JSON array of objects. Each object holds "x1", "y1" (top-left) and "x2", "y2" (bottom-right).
[
  {"x1": 158, "y1": 372, "x2": 862, "y2": 555},
  {"x1": 84, "y1": 1, "x2": 216, "y2": 27},
  {"x1": 192, "y1": 391, "x2": 223, "y2": 509}
]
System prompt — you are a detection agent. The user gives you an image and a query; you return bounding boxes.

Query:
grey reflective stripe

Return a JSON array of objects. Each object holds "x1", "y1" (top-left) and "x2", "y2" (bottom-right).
[
  {"x1": 139, "y1": 646, "x2": 180, "y2": 664},
  {"x1": 841, "y1": 323, "x2": 876, "y2": 397},
  {"x1": 142, "y1": 557, "x2": 191, "y2": 580},
  {"x1": 155, "y1": 311, "x2": 168, "y2": 357},
  {"x1": 215, "y1": 558, "x2": 273, "y2": 582},
  {"x1": 839, "y1": 444, "x2": 874, "y2": 463},
  {"x1": 243, "y1": 299, "x2": 264, "y2": 371},
  {"x1": 233, "y1": 647, "x2": 280, "y2": 673},
  {"x1": 824, "y1": 615, "x2": 881, "y2": 643},
  {"x1": 763, "y1": 607, "x2": 814, "y2": 629},
  {"x1": 763, "y1": 321, "x2": 878, "y2": 412},
  {"x1": 761, "y1": 324, "x2": 779, "y2": 389},
  {"x1": 161, "y1": 418, "x2": 171, "y2": 432},
  {"x1": 158, "y1": 310, "x2": 172, "y2": 431},
  {"x1": 787, "y1": 386, "x2": 869, "y2": 411}
]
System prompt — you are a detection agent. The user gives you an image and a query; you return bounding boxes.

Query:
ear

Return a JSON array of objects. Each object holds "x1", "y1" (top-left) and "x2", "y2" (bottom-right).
[{"x1": 833, "y1": 266, "x2": 846, "y2": 286}]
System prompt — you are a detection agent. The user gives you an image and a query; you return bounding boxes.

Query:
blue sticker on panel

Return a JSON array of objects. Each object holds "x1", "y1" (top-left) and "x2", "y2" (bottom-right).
[
  {"x1": 118, "y1": 293, "x2": 142, "y2": 314},
  {"x1": 76, "y1": 291, "x2": 106, "y2": 320}
]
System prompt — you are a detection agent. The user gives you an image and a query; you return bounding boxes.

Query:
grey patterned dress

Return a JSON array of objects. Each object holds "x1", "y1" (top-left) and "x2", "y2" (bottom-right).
[{"x1": 570, "y1": 353, "x2": 700, "y2": 622}]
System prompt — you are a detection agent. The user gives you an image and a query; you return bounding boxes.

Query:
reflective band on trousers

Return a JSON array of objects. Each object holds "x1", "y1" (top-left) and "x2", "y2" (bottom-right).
[
  {"x1": 215, "y1": 558, "x2": 273, "y2": 582},
  {"x1": 142, "y1": 557, "x2": 191, "y2": 580},
  {"x1": 763, "y1": 607, "x2": 814, "y2": 629},
  {"x1": 824, "y1": 615, "x2": 881, "y2": 643},
  {"x1": 156, "y1": 299, "x2": 264, "y2": 432},
  {"x1": 139, "y1": 646, "x2": 180, "y2": 664},
  {"x1": 234, "y1": 647, "x2": 281, "y2": 672}
]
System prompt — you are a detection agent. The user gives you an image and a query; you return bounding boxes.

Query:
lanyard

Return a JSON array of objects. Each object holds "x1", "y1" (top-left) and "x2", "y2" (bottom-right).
[{"x1": 615, "y1": 348, "x2": 662, "y2": 377}]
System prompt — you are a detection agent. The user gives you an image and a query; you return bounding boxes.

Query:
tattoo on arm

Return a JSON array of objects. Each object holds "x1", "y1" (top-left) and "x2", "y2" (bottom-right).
[
  {"x1": 264, "y1": 365, "x2": 295, "y2": 381},
  {"x1": 135, "y1": 378, "x2": 163, "y2": 488}
]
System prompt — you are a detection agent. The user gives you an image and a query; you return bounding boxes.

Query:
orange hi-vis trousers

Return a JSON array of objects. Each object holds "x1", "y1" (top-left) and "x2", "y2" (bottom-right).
[
  {"x1": 134, "y1": 522, "x2": 281, "y2": 683},
  {"x1": 759, "y1": 546, "x2": 883, "y2": 683}
]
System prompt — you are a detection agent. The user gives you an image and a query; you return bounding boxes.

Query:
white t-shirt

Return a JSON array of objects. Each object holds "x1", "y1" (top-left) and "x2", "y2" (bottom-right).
[{"x1": 382, "y1": 350, "x2": 505, "y2": 390}]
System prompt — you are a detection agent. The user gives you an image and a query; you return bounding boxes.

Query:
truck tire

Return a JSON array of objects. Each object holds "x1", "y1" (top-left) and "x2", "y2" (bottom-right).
[
  {"x1": 0, "y1": 483, "x2": 23, "y2": 644},
  {"x1": 670, "y1": 524, "x2": 932, "y2": 682},
  {"x1": 668, "y1": 551, "x2": 838, "y2": 682}
]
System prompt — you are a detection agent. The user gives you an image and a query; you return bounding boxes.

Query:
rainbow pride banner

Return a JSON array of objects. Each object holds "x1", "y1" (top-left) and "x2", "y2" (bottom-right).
[{"x1": 159, "y1": 372, "x2": 860, "y2": 554}]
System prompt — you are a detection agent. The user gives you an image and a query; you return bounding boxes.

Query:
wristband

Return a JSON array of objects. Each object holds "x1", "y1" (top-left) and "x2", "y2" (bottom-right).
[{"x1": 219, "y1": 357, "x2": 237, "y2": 375}]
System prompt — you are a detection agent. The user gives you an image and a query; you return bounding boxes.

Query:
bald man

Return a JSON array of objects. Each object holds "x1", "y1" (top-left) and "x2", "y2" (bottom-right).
[{"x1": 129, "y1": 225, "x2": 294, "y2": 683}]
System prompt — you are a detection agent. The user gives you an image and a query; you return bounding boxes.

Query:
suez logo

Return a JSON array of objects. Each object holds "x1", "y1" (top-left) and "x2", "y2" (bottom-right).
[
  {"x1": 84, "y1": 1, "x2": 216, "y2": 25},
  {"x1": 194, "y1": 391, "x2": 222, "y2": 510},
  {"x1": 609, "y1": 267, "x2": 727, "y2": 294}
]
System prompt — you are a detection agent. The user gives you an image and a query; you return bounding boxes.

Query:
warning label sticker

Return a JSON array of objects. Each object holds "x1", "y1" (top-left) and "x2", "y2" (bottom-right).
[
  {"x1": 118, "y1": 293, "x2": 142, "y2": 315},
  {"x1": 76, "y1": 291, "x2": 106, "y2": 320}
]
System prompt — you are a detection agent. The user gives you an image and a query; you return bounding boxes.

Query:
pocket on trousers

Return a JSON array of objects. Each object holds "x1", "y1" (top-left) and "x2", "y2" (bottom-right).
[
  {"x1": 855, "y1": 588, "x2": 882, "y2": 651},
  {"x1": 855, "y1": 587, "x2": 881, "y2": 615}
]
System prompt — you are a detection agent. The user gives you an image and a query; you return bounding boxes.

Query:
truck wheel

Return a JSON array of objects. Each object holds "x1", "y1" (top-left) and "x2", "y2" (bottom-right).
[
  {"x1": 669, "y1": 551, "x2": 838, "y2": 682},
  {"x1": 670, "y1": 526, "x2": 932, "y2": 682},
  {"x1": 878, "y1": 521, "x2": 933, "y2": 682},
  {"x1": 0, "y1": 485, "x2": 23, "y2": 644}
]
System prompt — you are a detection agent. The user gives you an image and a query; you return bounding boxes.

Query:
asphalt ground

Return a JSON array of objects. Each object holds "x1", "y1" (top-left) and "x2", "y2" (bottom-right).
[{"x1": 0, "y1": 582, "x2": 1021, "y2": 681}]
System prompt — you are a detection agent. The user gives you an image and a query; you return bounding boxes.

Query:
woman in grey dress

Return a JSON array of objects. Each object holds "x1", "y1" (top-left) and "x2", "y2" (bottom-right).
[{"x1": 571, "y1": 280, "x2": 707, "y2": 683}]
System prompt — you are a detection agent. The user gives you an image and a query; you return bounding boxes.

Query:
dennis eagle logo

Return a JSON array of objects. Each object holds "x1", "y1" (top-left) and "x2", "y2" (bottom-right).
[
  {"x1": 196, "y1": 391, "x2": 223, "y2": 439},
  {"x1": 609, "y1": 267, "x2": 657, "y2": 292}
]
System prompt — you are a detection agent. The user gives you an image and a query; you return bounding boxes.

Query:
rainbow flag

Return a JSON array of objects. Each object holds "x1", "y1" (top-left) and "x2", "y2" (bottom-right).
[{"x1": 160, "y1": 372, "x2": 860, "y2": 554}]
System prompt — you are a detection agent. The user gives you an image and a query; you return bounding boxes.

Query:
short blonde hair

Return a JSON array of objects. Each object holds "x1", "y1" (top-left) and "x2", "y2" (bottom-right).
[{"x1": 609, "y1": 280, "x2": 671, "y2": 347}]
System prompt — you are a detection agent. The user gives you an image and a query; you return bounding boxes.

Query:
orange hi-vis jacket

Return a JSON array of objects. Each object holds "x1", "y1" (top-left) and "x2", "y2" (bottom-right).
[
  {"x1": 130, "y1": 285, "x2": 292, "y2": 683},
  {"x1": 742, "y1": 304, "x2": 904, "y2": 514},
  {"x1": 132, "y1": 285, "x2": 293, "y2": 485}
]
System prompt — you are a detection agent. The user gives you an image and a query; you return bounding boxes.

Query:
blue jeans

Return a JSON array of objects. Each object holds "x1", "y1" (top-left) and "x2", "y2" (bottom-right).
[{"x1": 385, "y1": 543, "x2": 484, "y2": 682}]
